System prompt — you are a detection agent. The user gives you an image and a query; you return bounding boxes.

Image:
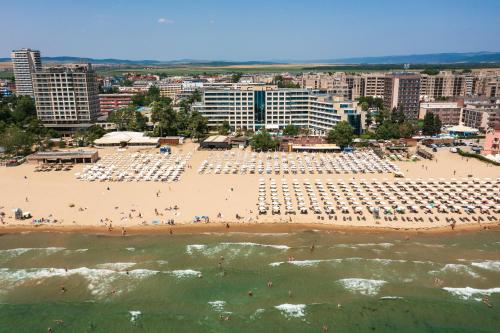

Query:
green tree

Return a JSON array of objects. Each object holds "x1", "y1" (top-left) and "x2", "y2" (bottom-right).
[
  {"x1": 360, "y1": 101, "x2": 369, "y2": 111},
  {"x1": 272, "y1": 75, "x2": 300, "y2": 88},
  {"x1": 108, "y1": 107, "x2": 147, "y2": 131},
  {"x1": 375, "y1": 121, "x2": 400, "y2": 140},
  {"x1": 422, "y1": 112, "x2": 436, "y2": 136},
  {"x1": 231, "y1": 73, "x2": 243, "y2": 83},
  {"x1": 0, "y1": 125, "x2": 34, "y2": 155},
  {"x1": 356, "y1": 96, "x2": 384, "y2": 110},
  {"x1": 122, "y1": 79, "x2": 133, "y2": 87},
  {"x1": 250, "y1": 129, "x2": 278, "y2": 151},
  {"x1": 365, "y1": 112, "x2": 373, "y2": 128},
  {"x1": 374, "y1": 108, "x2": 391, "y2": 125},
  {"x1": 145, "y1": 86, "x2": 163, "y2": 105},
  {"x1": 282, "y1": 124, "x2": 300, "y2": 136},
  {"x1": 86, "y1": 125, "x2": 106, "y2": 142},
  {"x1": 398, "y1": 122, "x2": 415, "y2": 138},
  {"x1": 131, "y1": 94, "x2": 146, "y2": 107},
  {"x1": 218, "y1": 120, "x2": 231, "y2": 135},
  {"x1": 188, "y1": 111, "x2": 208, "y2": 140},
  {"x1": 12, "y1": 96, "x2": 36, "y2": 123},
  {"x1": 327, "y1": 121, "x2": 354, "y2": 148},
  {"x1": 151, "y1": 101, "x2": 177, "y2": 136},
  {"x1": 391, "y1": 107, "x2": 406, "y2": 124},
  {"x1": 433, "y1": 115, "x2": 442, "y2": 135},
  {"x1": 421, "y1": 68, "x2": 440, "y2": 75}
]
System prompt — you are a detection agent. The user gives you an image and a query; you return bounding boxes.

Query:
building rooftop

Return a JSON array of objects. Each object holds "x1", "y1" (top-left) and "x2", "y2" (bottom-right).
[
  {"x1": 94, "y1": 131, "x2": 159, "y2": 145},
  {"x1": 203, "y1": 135, "x2": 229, "y2": 143}
]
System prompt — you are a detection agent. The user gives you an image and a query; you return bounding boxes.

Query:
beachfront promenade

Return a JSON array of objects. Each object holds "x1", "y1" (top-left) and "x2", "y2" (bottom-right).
[{"x1": 0, "y1": 142, "x2": 498, "y2": 232}]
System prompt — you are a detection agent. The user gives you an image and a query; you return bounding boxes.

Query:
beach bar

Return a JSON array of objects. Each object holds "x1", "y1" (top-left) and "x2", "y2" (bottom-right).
[
  {"x1": 200, "y1": 135, "x2": 231, "y2": 150},
  {"x1": 27, "y1": 150, "x2": 98, "y2": 164}
]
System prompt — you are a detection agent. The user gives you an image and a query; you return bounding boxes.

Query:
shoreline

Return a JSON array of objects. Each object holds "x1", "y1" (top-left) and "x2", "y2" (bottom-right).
[{"x1": 1, "y1": 221, "x2": 499, "y2": 236}]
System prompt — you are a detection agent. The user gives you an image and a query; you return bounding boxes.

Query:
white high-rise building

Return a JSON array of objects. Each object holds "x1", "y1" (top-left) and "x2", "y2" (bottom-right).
[
  {"x1": 11, "y1": 48, "x2": 42, "y2": 97},
  {"x1": 193, "y1": 86, "x2": 365, "y2": 135},
  {"x1": 33, "y1": 64, "x2": 101, "y2": 131}
]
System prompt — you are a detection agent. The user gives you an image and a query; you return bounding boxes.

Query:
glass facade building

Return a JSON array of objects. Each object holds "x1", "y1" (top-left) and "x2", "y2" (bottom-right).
[{"x1": 194, "y1": 88, "x2": 364, "y2": 135}]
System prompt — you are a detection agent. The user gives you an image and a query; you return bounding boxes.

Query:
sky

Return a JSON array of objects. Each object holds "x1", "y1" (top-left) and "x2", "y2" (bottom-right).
[{"x1": 1, "y1": 0, "x2": 500, "y2": 61}]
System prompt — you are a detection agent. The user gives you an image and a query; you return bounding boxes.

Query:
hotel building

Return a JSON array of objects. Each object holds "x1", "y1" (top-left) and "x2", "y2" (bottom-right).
[
  {"x1": 419, "y1": 101, "x2": 463, "y2": 125},
  {"x1": 10, "y1": 48, "x2": 42, "y2": 97},
  {"x1": 193, "y1": 86, "x2": 364, "y2": 135},
  {"x1": 99, "y1": 93, "x2": 133, "y2": 113},
  {"x1": 383, "y1": 73, "x2": 421, "y2": 119},
  {"x1": 33, "y1": 64, "x2": 100, "y2": 131}
]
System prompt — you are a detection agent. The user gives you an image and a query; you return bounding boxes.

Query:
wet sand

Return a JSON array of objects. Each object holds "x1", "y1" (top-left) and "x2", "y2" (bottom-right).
[{"x1": 1, "y1": 221, "x2": 499, "y2": 236}]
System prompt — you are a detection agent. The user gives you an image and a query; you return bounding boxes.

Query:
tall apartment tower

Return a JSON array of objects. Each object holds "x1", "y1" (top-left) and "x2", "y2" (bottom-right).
[
  {"x1": 33, "y1": 64, "x2": 100, "y2": 130},
  {"x1": 383, "y1": 73, "x2": 421, "y2": 119},
  {"x1": 10, "y1": 48, "x2": 42, "y2": 97}
]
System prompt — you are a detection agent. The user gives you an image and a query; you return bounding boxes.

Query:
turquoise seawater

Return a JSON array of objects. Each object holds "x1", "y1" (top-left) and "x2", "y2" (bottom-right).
[{"x1": 0, "y1": 230, "x2": 499, "y2": 332}]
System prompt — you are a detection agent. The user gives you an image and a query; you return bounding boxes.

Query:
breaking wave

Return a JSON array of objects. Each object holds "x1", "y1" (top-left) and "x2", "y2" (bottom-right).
[
  {"x1": 274, "y1": 304, "x2": 306, "y2": 318},
  {"x1": 443, "y1": 286, "x2": 500, "y2": 301},
  {"x1": 168, "y1": 269, "x2": 201, "y2": 278},
  {"x1": 470, "y1": 261, "x2": 500, "y2": 272},
  {"x1": 337, "y1": 278, "x2": 387, "y2": 296},
  {"x1": 0, "y1": 266, "x2": 159, "y2": 296}
]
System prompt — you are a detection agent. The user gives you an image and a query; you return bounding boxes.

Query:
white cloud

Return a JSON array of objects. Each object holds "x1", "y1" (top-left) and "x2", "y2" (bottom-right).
[{"x1": 158, "y1": 18, "x2": 174, "y2": 24}]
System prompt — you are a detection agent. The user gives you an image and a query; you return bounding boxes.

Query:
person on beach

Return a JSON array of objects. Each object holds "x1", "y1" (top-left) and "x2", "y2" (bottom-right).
[{"x1": 122, "y1": 227, "x2": 126, "y2": 236}]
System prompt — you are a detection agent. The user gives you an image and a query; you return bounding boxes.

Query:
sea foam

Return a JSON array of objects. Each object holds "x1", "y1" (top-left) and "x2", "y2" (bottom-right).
[
  {"x1": 0, "y1": 247, "x2": 66, "y2": 261},
  {"x1": 274, "y1": 304, "x2": 306, "y2": 318},
  {"x1": 470, "y1": 261, "x2": 500, "y2": 272},
  {"x1": 443, "y1": 286, "x2": 500, "y2": 301},
  {"x1": 129, "y1": 310, "x2": 141, "y2": 322},
  {"x1": 0, "y1": 266, "x2": 159, "y2": 296},
  {"x1": 429, "y1": 264, "x2": 480, "y2": 278},
  {"x1": 168, "y1": 269, "x2": 201, "y2": 278},
  {"x1": 208, "y1": 300, "x2": 226, "y2": 312},
  {"x1": 220, "y1": 242, "x2": 290, "y2": 250},
  {"x1": 337, "y1": 278, "x2": 387, "y2": 296},
  {"x1": 186, "y1": 244, "x2": 207, "y2": 254},
  {"x1": 95, "y1": 262, "x2": 136, "y2": 271}
]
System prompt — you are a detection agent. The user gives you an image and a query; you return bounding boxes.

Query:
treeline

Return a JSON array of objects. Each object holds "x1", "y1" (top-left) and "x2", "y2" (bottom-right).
[
  {"x1": 0, "y1": 95, "x2": 59, "y2": 155},
  {"x1": 106, "y1": 86, "x2": 209, "y2": 139}
]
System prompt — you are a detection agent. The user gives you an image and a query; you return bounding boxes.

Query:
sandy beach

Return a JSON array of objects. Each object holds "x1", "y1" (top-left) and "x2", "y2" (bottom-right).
[{"x1": 1, "y1": 142, "x2": 499, "y2": 234}]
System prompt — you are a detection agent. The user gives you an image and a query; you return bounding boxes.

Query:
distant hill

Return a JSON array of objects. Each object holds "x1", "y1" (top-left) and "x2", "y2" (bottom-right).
[
  {"x1": 314, "y1": 52, "x2": 500, "y2": 64},
  {"x1": 0, "y1": 57, "x2": 280, "y2": 66},
  {"x1": 0, "y1": 52, "x2": 499, "y2": 65}
]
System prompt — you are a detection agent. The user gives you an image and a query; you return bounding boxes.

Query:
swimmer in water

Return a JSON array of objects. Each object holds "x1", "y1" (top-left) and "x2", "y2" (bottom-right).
[{"x1": 267, "y1": 280, "x2": 273, "y2": 288}]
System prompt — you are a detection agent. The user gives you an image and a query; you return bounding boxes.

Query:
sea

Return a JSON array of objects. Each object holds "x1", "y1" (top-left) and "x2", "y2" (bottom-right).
[{"x1": 0, "y1": 229, "x2": 499, "y2": 332}]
